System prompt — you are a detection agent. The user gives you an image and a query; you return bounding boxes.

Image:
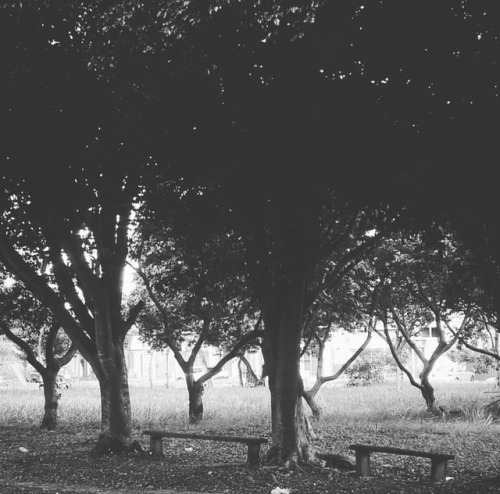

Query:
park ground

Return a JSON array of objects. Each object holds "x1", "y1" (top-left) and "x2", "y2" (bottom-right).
[{"x1": 0, "y1": 382, "x2": 499, "y2": 493}]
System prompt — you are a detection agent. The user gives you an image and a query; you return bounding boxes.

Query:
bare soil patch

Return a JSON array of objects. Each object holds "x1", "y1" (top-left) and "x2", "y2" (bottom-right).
[{"x1": 0, "y1": 422, "x2": 499, "y2": 493}]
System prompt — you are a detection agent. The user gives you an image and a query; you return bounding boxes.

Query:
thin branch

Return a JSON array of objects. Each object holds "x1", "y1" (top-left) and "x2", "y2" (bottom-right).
[
  {"x1": 124, "y1": 300, "x2": 145, "y2": 332},
  {"x1": 188, "y1": 317, "x2": 211, "y2": 367},
  {"x1": 388, "y1": 302, "x2": 427, "y2": 363},
  {"x1": 0, "y1": 320, "x2": 45, "y2": 376},
  {"x1": 197, "y1": 328, "x2": 263, "y2": 386},
  {"x1": 383, "y1": 320, "x2": 423, "y2": 390},
  {"x1": 320, "y1": 330, "x2": 373, "y2": 385}
]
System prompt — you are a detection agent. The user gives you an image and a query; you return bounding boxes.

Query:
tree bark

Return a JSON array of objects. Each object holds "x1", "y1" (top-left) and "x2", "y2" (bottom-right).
[
  {"x1": 188, "y1": 380, "x2": 205, "y2": 424},
  {"x1": 420, "y1": 370, "x2": 437, "y2": 411},
  {"x1": 238, "y1": 358, "x2": 245, "y2": 386},
  {"x1": 91, "y1": 342, "x2": 134, "y2": 455},
  {"x1": 239, "y1": 354, "x2": 259, "y2": 386},
  {"x1": 302, "y1": 388, "x2": 321, "y2": 421},
  {"x1": 40, "y1": 369, "x2": 60, "y2": 430},
  {"x1": 262, "y1": 260, "x2": 313, "y2": 465}
]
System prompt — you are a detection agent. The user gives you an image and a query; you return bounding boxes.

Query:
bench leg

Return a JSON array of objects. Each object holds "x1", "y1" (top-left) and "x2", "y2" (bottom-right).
[
  {"x1": 150, "y1": 436, "x2": 163, "y2": 456},
  {"x1": 355, "y1": 450, "x2": 371, "y2": 477},
  {"x1": 247, "y1": 443, "x2": 261, "y2": 466},
  {"x1": 430, "y1": 459, "x2": 448, "y2": 482}
]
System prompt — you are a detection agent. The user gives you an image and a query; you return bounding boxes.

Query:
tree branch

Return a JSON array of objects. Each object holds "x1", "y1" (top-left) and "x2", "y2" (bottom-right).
[
  {"x1": 383, "y1": 320, "x2": 423, "y2": 390},
  {"x1": 0, "y1": 320, "x2": 45, "y2": 376},
  {"x1": 197, "y1": 328, "x2": 263, "y2": 386}
]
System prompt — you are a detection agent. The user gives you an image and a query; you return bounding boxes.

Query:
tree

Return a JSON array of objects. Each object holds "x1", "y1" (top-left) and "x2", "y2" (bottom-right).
[
  {"x1": 371, "y1": 233, "x2": 478, "y2": 411},
  {"x1": 97, "y1": 0, "x2": 497, "y2": 464},
  {"x1": 25, "y1": 0, "x2": 500, "y2": 465},
  {"x1": 449, "y1": 346, "x2": 497, "y2": 376},
  {"x1": 129, "y1": 223, "x2": 262, "y2": 423},
  {"x1": 0, "y1": 2, "x2": 146, "y2": 453},
  {"x1": 0, "y1": 274, "x2": 76, "y2": 430},
  {"x1": 301, "y1": 261, "x2": 379, "y2": 420}
]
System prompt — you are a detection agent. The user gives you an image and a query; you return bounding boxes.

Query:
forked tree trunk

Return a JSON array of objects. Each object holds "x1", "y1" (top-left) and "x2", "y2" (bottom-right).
[
  {"x1": 0, "y1": 321, "x2": 77, "y2": 432},
  {"x1": 40, "y1": 370, "x2": 60, "y2": 430},
  {"x1": 302, "y1": 330, "x2": 373, "y2": 421}
]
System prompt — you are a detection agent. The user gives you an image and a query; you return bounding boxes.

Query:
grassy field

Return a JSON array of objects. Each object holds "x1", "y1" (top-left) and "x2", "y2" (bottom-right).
[{"x1": 1, "y1": 379, "x2": 498, "y2": 430}]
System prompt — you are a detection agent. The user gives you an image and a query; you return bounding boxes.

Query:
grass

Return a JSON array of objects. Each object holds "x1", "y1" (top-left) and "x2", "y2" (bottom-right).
[
  {"x1": 1, "y1": 380, "x2": 499, "y2": 494},
  {"x1": 0, "y1": 379, "x2": 498, "y2": 432}
]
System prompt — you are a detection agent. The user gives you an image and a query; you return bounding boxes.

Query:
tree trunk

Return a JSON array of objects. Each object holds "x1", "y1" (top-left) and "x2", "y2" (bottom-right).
[
  {"x1": 239, "y1": 354, "x2": 259, "y2": 386},
  {"x1": 40, "y1": 370, "x2": 60, "y2": 430},
  {"x1": 420, "y1": 368, "x2": 438, "y2": 412},
  {"x1": 302, "y1": 388, "x2": 321, "y2": 421},
  {"x1": 238, "y1": 358, "x2": 244, "y2": 386},
  {"x1": 262, "y1": 263, "x2": 313, "y2": 465},
  {"x1": 91, "y1": 343, "x2": 134, "y2": 456},
  {"x1": 396, "y1": 365, "x2": 403, "y2": 390},
  {"x1": 187, "y1": 376, "x2": 204, "y2": 424}
]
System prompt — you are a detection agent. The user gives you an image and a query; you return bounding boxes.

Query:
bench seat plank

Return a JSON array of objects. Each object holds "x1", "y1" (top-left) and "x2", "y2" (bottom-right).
[
  {"x1": 144, "y1": 430, "x2": 267, "y2": 444},
  {"x1": 350, "y1": 444, "x2": 454, "y2": 460}
]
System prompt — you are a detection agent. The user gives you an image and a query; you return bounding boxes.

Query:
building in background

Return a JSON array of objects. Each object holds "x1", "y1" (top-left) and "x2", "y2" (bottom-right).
[{"x1": 1, "y1": 324, "x2": 494, "y2": 387}]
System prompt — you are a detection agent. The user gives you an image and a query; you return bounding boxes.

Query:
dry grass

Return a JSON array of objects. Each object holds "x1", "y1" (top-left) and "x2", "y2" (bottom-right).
[{"x1": 1, "y1": 379, "x2": 497, "y2": 432}]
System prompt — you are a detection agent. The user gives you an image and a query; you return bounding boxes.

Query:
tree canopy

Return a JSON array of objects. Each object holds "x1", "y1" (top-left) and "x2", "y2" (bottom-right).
[{"x1": 1, "y1": 0, "x2": 499, "y2": 463}]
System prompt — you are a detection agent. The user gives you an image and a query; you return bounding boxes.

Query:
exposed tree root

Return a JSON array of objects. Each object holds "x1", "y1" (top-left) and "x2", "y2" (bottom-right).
[
  {"x1": 315, "y1": 452, "x2": 356, "y2": 471},
  {"x1": 263, "y1": 445, "x2": 325, "y2": 471},
  {"x1": 90, "y1": 437, "x2": 144, "y2": 458}
]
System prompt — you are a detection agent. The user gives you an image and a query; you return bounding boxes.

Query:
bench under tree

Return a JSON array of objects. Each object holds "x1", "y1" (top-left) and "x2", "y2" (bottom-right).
[
  {"x1": 350, "y1": 444, "x2": 455, "y2": 482},
  {"x1": 143, "y1": 430, "x2": 268, "y2": 466}
]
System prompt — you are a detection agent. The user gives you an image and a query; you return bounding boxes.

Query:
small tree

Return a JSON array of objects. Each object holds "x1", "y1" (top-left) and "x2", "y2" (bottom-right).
[
  {"x1": 0, "y1": 275, "x2": 76, "y2": 430},
  {"x1": 301, "y1": 262, "x2": 380, "y2": 420},
  {"x1": 371, "y1": 232, "x2": 471, "y2": 412},
  {"x1": 444, "y1": 276, "x2": 500, "y2": 383},
  {"x1": 130, "y1": 224, "x2": 262, "y2": 423}
]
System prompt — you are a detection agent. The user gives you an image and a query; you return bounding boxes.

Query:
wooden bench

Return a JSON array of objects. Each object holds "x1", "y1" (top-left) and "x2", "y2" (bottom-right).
[
  {"x1": 350, "y1": 444, "x2": 454, "y2": 482},
  {"x1": 143, "y1": 430, "x2": 268, "y2": 466}
]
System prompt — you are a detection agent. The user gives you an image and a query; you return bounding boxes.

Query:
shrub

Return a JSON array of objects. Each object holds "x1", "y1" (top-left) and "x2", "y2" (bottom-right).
[{"x1": 344, "y1": 349, "x2": 399, "y2": 387}]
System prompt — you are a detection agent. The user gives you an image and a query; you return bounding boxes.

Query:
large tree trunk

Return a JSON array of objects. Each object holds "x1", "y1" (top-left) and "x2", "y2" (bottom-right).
[
  {"x1": 40, "y1": 370, "x2": 60, "y2": 431},
  {"x1": 262, "y1": 262, "x2": 313, "y2": 465},
  {"x1": 91, "y1": 343, "x2": 134, "y2": 456}
]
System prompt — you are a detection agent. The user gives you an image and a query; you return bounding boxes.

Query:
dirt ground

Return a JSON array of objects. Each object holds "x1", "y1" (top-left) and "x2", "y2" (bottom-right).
[{"x1": 0, "y1": 422, "x2": 499, "y2": 494}]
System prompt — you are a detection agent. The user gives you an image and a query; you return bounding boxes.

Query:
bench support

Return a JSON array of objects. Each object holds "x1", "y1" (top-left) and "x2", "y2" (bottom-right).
[
  {"x1": 354, "y1": 449, "x2": 371, "y2": 477},
  {"x1": 430, "y1": 458, "x2": 449, "y2": 482},
  {"x1": 350, "y1": 445, "x2": 453, "y2": 483},
  {"x1": 247, "y1": 443, "x2": 262, "y2": 466},
  {"x1": 150, "y1": 436, "x2": 163, "y2": 456}
]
